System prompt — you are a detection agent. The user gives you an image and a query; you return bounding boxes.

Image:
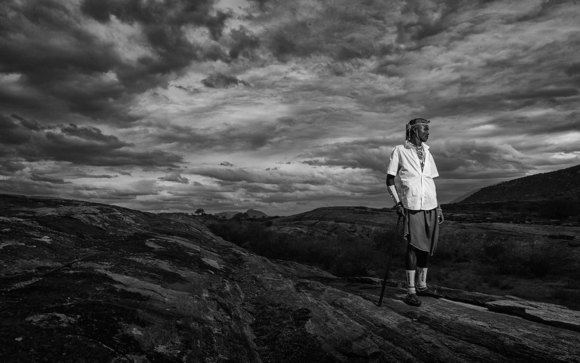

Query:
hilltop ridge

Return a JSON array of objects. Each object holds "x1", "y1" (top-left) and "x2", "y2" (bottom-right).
[
  {"x1": 460, "y1": 164, "x2": 580, "y2": 203},
  {"x1": 214, "y1": 208, "x2": 268, "y2": 220}
]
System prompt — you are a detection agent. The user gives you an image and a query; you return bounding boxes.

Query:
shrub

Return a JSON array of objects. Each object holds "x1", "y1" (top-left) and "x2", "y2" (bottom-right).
[
  {"x1": 526, "y1": 244, "x2": 571, "y2": 278},
  {"x1": 329, "y1": 236, "x2": 374, "y2": 276},
  {"x1": 494, "y1": 253, "x2": 524, "y2": 275},
  {"x1": 540, "y1": 200, "x2": 580, "y2": 220},
  {"x1": 208, "y1": 221, "x2": 402, "y2": 278},
  {"x1": 528, "y1": 252, "x2": 552, "y2": 278},
  {"x1": 435, "y1": 237, "x2": 473, "y2": 265},
  {"x1": 551, "y1": 288, "x2": 580, "y2": 310},
  {"x1": 483, "y1": 242, "x2": 505, "y2": 260}
]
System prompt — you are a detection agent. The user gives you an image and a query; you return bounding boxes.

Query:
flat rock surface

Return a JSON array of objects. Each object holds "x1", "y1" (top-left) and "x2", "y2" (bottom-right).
[
  {"x1": 486, "y1": 299, "x2": 580, "y2": 333},
  {"x1": 1, "y1": 194, "x2": 580, "y2": 362}
]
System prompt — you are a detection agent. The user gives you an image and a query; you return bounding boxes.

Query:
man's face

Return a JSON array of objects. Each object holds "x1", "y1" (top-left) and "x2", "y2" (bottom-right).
[{"x1": 416, "y1": 124, "x2": 430, "y2": 142}]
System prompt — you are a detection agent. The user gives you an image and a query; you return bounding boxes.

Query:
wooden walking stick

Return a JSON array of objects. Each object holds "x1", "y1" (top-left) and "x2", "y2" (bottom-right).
[{"x1": 377, "y1": 214, "x2": 402, "y2": 307}]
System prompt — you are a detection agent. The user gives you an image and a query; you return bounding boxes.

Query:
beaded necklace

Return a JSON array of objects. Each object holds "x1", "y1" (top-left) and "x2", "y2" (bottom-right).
[{"x1": 415, "y1": 144, "x2": 425, "y2": 171}]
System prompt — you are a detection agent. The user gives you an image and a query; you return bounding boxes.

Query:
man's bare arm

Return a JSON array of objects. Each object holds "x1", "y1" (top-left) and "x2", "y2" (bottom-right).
[
  {"x1": 436, "y1": 203, "x2": 444, "y2": 224},
  {"x1": 386, "y1": 174, "x2": 404, "y2": 216}
]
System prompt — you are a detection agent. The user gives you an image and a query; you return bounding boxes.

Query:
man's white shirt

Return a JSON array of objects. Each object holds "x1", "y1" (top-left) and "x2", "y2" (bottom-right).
[{"x1": 387, "y1": 141, "x2": 439, "y2": 211}]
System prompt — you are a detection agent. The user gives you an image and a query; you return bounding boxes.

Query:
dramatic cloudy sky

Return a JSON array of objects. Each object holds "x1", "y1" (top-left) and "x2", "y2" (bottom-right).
[{"x1": 1, "y1": 0, "x2": 579, "y2": 215}]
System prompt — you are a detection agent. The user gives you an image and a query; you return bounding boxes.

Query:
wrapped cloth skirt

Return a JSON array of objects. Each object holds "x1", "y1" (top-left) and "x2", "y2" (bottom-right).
[{"x1": 404, "y1": 208, "x2": 440, "y2": 256}]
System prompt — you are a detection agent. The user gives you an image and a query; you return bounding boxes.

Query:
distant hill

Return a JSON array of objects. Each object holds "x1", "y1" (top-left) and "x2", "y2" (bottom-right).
[
  {"x1": 214, "y1": 211, "x2": 239, "y2": 219},
  {"x1": 245, "y1": 209, "x2": 267, "y2": 219},
  {"x1": 215, "y1": 209, "x2": 268, "y2": 219},
  {"x1": 450, "y1": 187, "x2": 481, "y2": 203},
  {"x1": 460, "y1": 164, "x2": 580, "y2": 203}
]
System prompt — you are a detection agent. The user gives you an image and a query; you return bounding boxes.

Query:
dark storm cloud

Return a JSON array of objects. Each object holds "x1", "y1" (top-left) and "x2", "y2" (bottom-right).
[
  {"x1": 190, "y1": 164, "x2": 328, "y2": 187},
  {"x1": 191, "y1": 166, "x2": 261, "y2": 183},
  {"x1": 405, "y1": 87, "x2": 578, "y2": 121},
  {"x1": 0, "y1": 160, "x2": 27, "y2": 176},
  {"x1": 227, "y1": 27, "x2": 260, "y2": 60},
  {"x1": 54, "y1": 123, "x2": 128, "y2": 148},
  {"x1": 81, "y1": 0, "x2": 230, "y2": 69},
  {"x1": 0, "y1": 178, "x2": 62, "y2": 197},
  {"x1": 300, "y1": 137, "x2": 400, "y2": 173},
  {"x1": 255, "y1": 0, "x2": 477, "y2": 61},
  {"x1": 482, "y1": 112, "x2": 580, "y2": 137},
  {"x1": 151, "y1": 108, "x2": 366, "y2": 156},
  {"x1": 395, "y1": 0, "x2": 461, "y2": 45},
  {"x1": 508, "y1": 88, "x2": 579, "y2": 100},
  {"x1": 0, "y1": 1, "x2": 127, "y2": 120},
  {"x1": 70, "y1": 172, "x2": 116, "y2": 179},
  {"x1": 566, "y1": 63, "x2": 580, "y2": 76},
  {"x1": 30, "y1": 174, "x2": 70, "y2": 185},
  {"x1": 202, "y1": 73, "x2": 250, "y2": 88},
  {"x1": 435, "y1": 141, "x2": 532, "y2": 179},
  {"x1": 0, "y1": 2, "x2": 116, "y2": 74},
  {"x1": 262, "y1": 0, "x2": 398, "y2": 61},
  {"x1": 81, "y1": 0, "x2": 228, "y2": 39},
  {"x1": 154, "y1": 122, "x2": 283, "y2": 151},
  {"x1": 159, "y1": 172, "x2": 190, "y2": 184},
  {"x1": 0, "y1": 114, "x2": 36, "y2": 145},
  {"x1": 0, "y1": 0, "x2": 232, "y2": 123},
  {"x1": 0, "y1": 114, "x2": 182, "y2": 168},
  {"x1": 375, "y1": 46, "x2": 580, "y2": 118},
  {"x1": 363, "y1": 2, "x2": 580, "y2": 120}
]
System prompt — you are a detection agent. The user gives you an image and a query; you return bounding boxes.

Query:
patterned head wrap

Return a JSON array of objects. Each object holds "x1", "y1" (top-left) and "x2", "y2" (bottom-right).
[{"x1": 405, "y1": 118, "x2": 430, "y2": 141}]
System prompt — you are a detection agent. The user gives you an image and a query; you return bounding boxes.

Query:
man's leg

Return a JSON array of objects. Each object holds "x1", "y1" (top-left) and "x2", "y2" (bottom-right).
[
  {"x1": 405, "y1": 244, "x2": 417, "y2": 294},
  {"x1": 404, "y1": 244, "x2": 421, "y2": 306},
  {"x1": 416, "y1": 250, "x2": 440, "y2": 297},
  {"x1": 416, "y1": 251, "x2": 429, "y2": 290}
]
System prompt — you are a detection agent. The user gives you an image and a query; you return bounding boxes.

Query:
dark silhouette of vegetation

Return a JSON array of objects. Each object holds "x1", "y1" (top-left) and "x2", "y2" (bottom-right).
[
  {"x1": 207, "y1": 218, "x2": 579, "y2": 309},
  {"x1": 442, "y1": 199, "x2": 580, "y2": 225},
  {"x1": 208, "y1": 221, "x2": 399, "y2": 277},
  {"x1": 208, "y1": 219, "x2": 571, "y2": 279},
  {"x1": 539, "y1": 200, "x2": 580, "y2": 220}
]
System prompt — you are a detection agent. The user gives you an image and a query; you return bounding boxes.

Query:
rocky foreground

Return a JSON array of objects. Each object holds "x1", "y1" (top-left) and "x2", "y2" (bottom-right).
[{"x1": 1, "y1": 194, "x2": 579, "y2": 362}]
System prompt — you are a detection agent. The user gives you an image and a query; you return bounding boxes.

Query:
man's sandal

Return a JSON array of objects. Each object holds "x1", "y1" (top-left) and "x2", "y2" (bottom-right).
[
  {"x1": 416, "y1": 286, "x2": 441, "y2": 298},
  {"x1": 403, "y1": 293, "x2": 422, "y2": 307}
]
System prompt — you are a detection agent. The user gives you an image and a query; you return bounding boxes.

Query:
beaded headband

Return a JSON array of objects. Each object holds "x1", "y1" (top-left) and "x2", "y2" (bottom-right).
[{"x1": 405, "y1": 118, "x2": 430, "y2": 140}]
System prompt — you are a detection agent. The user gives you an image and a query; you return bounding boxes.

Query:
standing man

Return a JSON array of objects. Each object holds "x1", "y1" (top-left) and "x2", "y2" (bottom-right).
[{"x1": 386, "y1": 118, "x2": 444, "y2": 307}]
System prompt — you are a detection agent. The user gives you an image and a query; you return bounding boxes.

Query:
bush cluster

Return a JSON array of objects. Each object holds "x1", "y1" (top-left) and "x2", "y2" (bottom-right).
[
  {"x1": 478, "y1": 240, "x2": 570, "y2": 278},
  {"x1": 208, "y1": 221, "x2": 400, "y2": 277},
  {"x1": 208, "y1": 219, "x2": 578, "y2": 308},
  {"x1": 539, "y1": 200, "x2": 580, "y2": 220}
]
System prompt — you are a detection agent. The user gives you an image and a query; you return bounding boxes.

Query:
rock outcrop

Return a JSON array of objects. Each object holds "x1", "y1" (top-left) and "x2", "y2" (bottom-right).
[{"x1": 1, "y1": 194, "x2": 580, "y2": 362}]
